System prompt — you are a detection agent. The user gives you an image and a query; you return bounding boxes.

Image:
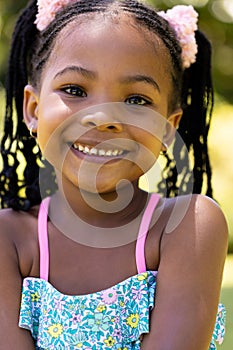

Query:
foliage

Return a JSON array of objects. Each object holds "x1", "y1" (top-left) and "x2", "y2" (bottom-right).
[{"x1": 0, "y1": 0, "x2": 27, "y2": 87}]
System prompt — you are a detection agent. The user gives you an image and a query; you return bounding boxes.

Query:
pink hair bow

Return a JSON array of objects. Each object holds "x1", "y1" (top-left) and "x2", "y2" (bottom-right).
[
  {"x1": 158, "y1": 5, "x2": 198, "y2": 69},
  {"x1": 35, "y1": 0, "x2": 76, "y2": 31}
]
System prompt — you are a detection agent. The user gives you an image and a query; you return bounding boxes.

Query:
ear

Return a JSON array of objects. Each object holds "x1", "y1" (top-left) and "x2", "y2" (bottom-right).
[
  {"x1": 23, "y1": 85, "x2": 39, "y2": 133},
  {"x1": 162, "y1": 108, "x2": 183, "y2": 150}
]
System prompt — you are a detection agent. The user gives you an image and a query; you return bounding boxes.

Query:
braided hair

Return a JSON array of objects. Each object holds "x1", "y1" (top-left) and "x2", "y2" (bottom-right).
[{"x1": 0, "y1": 0, "x2": 213, "y2": 210}]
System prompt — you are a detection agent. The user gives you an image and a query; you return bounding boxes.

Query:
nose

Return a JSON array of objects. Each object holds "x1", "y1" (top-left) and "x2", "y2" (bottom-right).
[{"x1": 80, "y1": 112, "x2": 123, "y2": 133}]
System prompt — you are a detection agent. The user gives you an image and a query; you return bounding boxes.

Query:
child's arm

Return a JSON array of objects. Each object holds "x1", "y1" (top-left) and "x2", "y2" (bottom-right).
[
  {"x1": 141, "y1": 194, "x2": 228, "y2": 350},
  {"x1": 0, "y1": 213, "x2": 35, "y2": 349}
]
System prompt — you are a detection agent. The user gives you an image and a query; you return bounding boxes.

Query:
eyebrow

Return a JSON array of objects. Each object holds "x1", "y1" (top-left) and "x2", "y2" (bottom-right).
[
  {"x1": 54, "y1": 66, "x2": 97, "y2": 80},
  {"x1": 54, "y1": 66, "x2": 160, "y2": 92},
  {"x1": 120, "y1": 75, "x2": 160, "y2": 93}
]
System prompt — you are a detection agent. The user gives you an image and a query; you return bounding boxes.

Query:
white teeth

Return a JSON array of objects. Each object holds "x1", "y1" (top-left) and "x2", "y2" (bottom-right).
[
  {"x1": 90, "y1": 148, "x2": 98, "y2": 155},
  {"x1": 83, "y1": 146, "x2": 90, "y2": 153},
  {"x1": 98, "y1": 149, "x2": 106, "y2": 156},
  {"x1": 72, "y1": 143, "x2": 124, "y2": 157},
  {"x1": 106, "y1": 150, "x2": 113, "y2": 156},
  {"x1": 112, "y1": 150, "x2": 119, "y2": 156}
]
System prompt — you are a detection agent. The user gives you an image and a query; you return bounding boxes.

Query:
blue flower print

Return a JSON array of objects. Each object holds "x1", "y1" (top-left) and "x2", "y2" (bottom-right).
[{"x1": 88, "y1": 312, "x2": 111, "y2": 332}]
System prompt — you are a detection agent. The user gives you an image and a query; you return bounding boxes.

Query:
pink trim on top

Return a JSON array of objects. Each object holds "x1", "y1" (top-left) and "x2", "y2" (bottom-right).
[
  {"x1": 135, "y1": 193, "x2": 160, "y2": 274},
  {"x1": 38, "y1": 197, "x2": 51, "y2": 281}
]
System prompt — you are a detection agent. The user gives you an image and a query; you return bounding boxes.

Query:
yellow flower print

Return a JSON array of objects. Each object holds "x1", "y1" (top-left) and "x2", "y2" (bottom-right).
[
  {"x1": 119, "y1": 301, "x2": 125, "y2": 307},
  {"x1": 30, "y1": 292, "x2": 40, "y2": 302},
  {"x1": 126, "y1": 313, "x2": 140, "y2": 328},
  {"x1": 48, "y1": 323, "x2": 63, "y2": 338},
  {"x1": 104, "y1": 336, "x2": 115, "y2": 347},
  {"x1": 137, "y1": 272, "x2": 148, "y2": 281},
  {"x1": 96, "y1": 304, "x2": 106, "y2": 312},
  {"x1": 117, "y1": 348, "x2": 128, "y2": 350}
]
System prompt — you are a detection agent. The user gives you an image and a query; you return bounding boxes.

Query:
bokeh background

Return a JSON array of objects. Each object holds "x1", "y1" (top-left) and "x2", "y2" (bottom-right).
[{"x1": 0, "y1": 0, "x2": 232, "y2": 348}]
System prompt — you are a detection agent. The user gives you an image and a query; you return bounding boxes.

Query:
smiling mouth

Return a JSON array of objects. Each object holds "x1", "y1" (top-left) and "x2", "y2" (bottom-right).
[{"x1": 72, "y1": 142, "x2": 126, "y2": 157}]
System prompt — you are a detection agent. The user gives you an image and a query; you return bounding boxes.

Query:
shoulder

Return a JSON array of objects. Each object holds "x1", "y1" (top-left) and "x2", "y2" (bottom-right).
[
  {"x1": 161, "y1": 194, "x2": 228, "y2": 239},
  {"x1": 0, "y1": 206, "x2": 38, "y2": 238},
  {"x1": 0, "y1": 206, "x2": 40, "y2": 277},
  {"x1": 159, "y1": 194, "x2": 228, "y2": 272},
  {"x1": 0, "y1": 208, "x2": 26, "y2": 243},
  {"x1": 146, "y1": 194, "x2": 228, "y2": 270},
  {"x1": 192, "y1": 194, "x2": 228, "y2": 240}
]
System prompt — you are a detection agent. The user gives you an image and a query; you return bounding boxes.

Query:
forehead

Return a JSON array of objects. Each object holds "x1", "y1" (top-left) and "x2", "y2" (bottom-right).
[{"x1": 44, "y1": 13, "x2": 172, "y2": 87}]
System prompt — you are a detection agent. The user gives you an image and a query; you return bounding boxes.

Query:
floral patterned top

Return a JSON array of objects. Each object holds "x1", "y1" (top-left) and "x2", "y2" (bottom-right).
[
  {"x1": 19, "y1": 271, "x2": 156, "y2": 349},
  {"x1": 19, "y1": 272, "x2": 225, "y2": 350},
  {"x1": 18, "y1": 195, "x2": 226, "y2": 349}
]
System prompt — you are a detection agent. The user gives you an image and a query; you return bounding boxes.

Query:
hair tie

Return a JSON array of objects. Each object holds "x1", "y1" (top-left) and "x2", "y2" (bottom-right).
[
  {"x1": 35, "y1": 1, "x2": 198, "y2": 68},
  {"x1": 35, "y1": 0, "x2": 77, "y2": 31},
  {"x1": 158, "y1": 5, "x2": 198, "y2": 68}
]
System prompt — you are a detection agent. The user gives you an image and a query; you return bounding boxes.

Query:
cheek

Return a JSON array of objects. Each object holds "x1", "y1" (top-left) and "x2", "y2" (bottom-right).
[
  {"x1": 36, "y1": 101, "x2": 71, "y2": 151},
  {"x1": 37, "y1": 113, "x2": 55, "y2": 153},
  {"x1": 131, "y1": 130, "x2": 162, "y2": 176},
  {"x1": 129, "y1": 123, "x2": 164, "y2": 154},
  {"x1": 36, "y1": 115, "x2": 63, "y2": 165},
  {"x1": 140, "y1": 136, "x2": 161, "y2": 166}
]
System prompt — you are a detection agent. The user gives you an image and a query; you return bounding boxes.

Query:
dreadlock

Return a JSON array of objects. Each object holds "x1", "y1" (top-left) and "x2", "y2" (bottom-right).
[{"x1": 0, "y1": 0, "x2": 213, "y2": 210}]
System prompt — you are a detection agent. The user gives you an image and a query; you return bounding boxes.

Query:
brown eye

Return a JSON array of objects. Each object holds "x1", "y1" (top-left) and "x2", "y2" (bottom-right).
[
  {"x1": 126, "y1": 95, "x2": 151, "y2": 105},
  {"x1": 61, "y1": 85, "x2": 86, "y2": 97}
]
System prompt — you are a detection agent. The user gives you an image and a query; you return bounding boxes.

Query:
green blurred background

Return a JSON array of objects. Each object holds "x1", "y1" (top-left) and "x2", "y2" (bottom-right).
[{"x1": 0, "y1": 0, "x2": 232, "y2": 348}]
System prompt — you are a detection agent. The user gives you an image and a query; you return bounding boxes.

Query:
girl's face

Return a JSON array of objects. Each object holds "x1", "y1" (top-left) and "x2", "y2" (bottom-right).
[{"x1": 24, "y1": 15, "x2": 182, "y2": 194}]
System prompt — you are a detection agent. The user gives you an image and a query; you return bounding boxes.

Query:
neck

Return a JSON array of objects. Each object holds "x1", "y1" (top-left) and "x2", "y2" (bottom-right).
[
  {"x1": 48, "y1": 176, "x2": 150, "y2": 248},
  {"x1": 51, "y1": 175, "x2": 148, "y2": 228}
]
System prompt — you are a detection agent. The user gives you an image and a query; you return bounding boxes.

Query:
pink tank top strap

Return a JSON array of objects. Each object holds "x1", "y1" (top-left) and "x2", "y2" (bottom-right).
[
  {"x1": 38, "y1": 197, "x2": 51, "y2": 281},
  {"x1": 38, "y1": 194, "x2": 160, "y2": 279},
  {"x1": 136, "y1": 193, "x2": 160, "y2": 274}
]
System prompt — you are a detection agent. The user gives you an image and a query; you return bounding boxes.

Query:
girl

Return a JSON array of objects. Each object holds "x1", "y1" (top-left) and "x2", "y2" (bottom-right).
[{"x1": 0, "y1": 0, "x2": 228, "y2": 349}]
